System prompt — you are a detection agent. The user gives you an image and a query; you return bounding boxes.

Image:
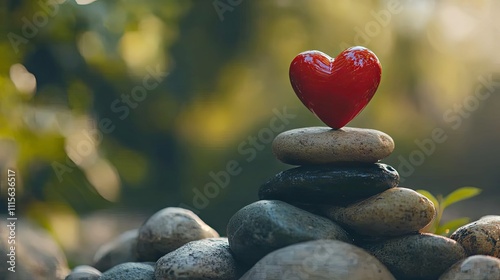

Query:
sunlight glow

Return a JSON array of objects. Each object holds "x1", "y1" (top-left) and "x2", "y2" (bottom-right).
[
  {"x1": 75, "y1": 0, "x2": 98, "y2": 5},
  {"x1": 84, "y1": 159, "x2": 121, "y2": 202},
  {"x1": 77, "y1": 31, "x2": 106, "y2": 63},
  {"x1": 439, "y1": 5, "x2": 477, "y2": 42},
  {"x1": 64, "y1": 117, "x2": 99, "y2": 168},
  {"x1": 9, "y1": 64, "x2": 36, "y2": 96},
  {"x1": 48, "y1": 206, "x2": 80, "y2": 251},
  {"x1": 119, "y1": 15, "x2": 167, "y2": 75}
]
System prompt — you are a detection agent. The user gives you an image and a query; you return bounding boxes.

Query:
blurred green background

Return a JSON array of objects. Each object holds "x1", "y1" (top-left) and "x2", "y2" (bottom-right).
[{"x1": 1, "y1": 0, "x2": 499, "y2": 264}]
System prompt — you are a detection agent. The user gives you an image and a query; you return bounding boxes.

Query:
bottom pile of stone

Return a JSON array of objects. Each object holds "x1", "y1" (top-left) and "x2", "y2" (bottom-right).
[{"x1": 57, "y1": 127, "x2": 500, "y2": 280}]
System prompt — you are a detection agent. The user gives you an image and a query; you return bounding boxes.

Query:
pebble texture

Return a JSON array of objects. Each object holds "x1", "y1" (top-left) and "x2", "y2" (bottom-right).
[
  {"x1": 450, "y1": 216, "x2": 500, "y2": 258},
  {"x1": 93, "y1": 229, "x2": 139, "y2": 272},
  {"x1": 259, "y1": 163, "x2": 399, "y2": 205},
  {"x1": 137, "y1": 207, "x2": 219, "y2": 261},
  {"x1": 438, "y1": 255, "x2": 500, "y2": 280},
  {"x1": 100, "y1": 262, "x2": 155, "y2": 280},
  {"x1": 240, "y1": 240, "x2": 395, "y2": 280},
  {"x1": 65, "y1": 265, "x2": 102, "y2": 280},
  {"x1": 322, "y1": 187, "x2": 435, "y2": 236},
  {"x1": 227, "y1": 200, "x2": 351, "y2": 266},
  {"x1": 273, "y1": 126, "x2": 394, "y2": 165},
  {"x1": 155, "y1": 238, "x2": 240, "y2": 280},
  {"x1": 361, "y1": 233, "x2": 466, "y2": 280}
]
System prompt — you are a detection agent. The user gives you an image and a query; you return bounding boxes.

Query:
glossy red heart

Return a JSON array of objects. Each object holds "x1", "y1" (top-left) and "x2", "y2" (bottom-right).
[{"x1": 289, "y1": 46, "x2": 382, "y2": 129}]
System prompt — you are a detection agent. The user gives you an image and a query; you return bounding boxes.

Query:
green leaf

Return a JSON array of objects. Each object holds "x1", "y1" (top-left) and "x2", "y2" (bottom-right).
[
  {"x1": 416, "y1": 189, "x2": 439, "y2": 209},
  {"x1": 436, "y1": 217, "x2": 470, "y2": 236},
  {"x1": 442, "y1": 187, "x2": 482, "y2": 209}
]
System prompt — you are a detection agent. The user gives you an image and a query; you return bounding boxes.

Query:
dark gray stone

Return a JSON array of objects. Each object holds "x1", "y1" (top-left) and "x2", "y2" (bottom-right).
[
  {"x1": 240, "y1": 240, "x2": 395, "y2": 280},
  {"x1": 101, "y1": 262, "x2": 154, "y2": 280},
  {"x1": 65, "y1": 265, "x2": 101, "y2": 280},
  {"x1": 155, "y1": 238, "x2": 241, "y2": 280},
  {"x1": 259, "y1": 163, "x2": 399, "y2": 205},
  {"x1": 137, "y1": 207, "x2": 219, "y2": 261},
  {"x1": 227, "y1": 200, "x2": 351, "y2": 266},
  {"x1": 93, "y1": 229, "x2": 139, "y2": 272},
  {"x1": 361, "y1": 233, "x2": 466, "y2": 280}
]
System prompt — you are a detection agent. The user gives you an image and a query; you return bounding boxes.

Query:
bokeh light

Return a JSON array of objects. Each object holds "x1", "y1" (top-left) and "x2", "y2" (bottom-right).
[{"x1": 1, "y1": 0, "x2": 499, "y2": 265}]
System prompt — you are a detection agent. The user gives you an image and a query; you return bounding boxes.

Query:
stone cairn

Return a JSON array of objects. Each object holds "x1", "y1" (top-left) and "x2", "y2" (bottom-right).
[
  {"x1": 228, "y1": 126, "x2": 456, "y2": 280},
  {"x1": 59, "y1": 126, "x2": 500, "y2": 280},
  {"x1": 5, "y1": 46, "x2": 499, "y2": 279}
]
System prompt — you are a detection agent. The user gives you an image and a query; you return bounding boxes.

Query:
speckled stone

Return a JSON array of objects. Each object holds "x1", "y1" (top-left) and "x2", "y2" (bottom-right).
[
  {"x1": 361, "y1": 233, "x2": 466, "y2": 280},
  {"x1": 322, "y1": 187, "x2": 435, "y2": 237},
  {"x1": 155, "y1": 238, "x2": 240, "y2": 280},
  {"x1": 137, "y1": 207, "x2": 219, "y2": 261},
  {"x1": 450, "y1": 217, "x2": 500, "y2": 257},
  {"x1": 240, "y1": 240, "x2": 395, "y2": 280},
  {"x1": 439, "y1": 255, "x2": 500, "y2": 280},
  {"x1": 227, "y1": 200, "x2": 351, "y2": 266},
  {"x1": 65, "y1": 265, "x2": 102, "y2": 280},
  {"x1": 272, "y1": 127, "x2": 394, "y2": 165},
  {"x1": 100, "y1": 262, "x2": 155, "y2": 280},
  {"x1": 93, "y1": 229, "x2": 139, "y2": 272},
  {"x1": 259, "y1": 163, "x2": 399, "y2": 205}
]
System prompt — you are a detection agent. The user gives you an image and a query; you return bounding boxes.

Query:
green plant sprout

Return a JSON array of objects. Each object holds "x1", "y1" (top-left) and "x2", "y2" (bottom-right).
[{"x1": 416, "y1": 187, "x2": 482, "y2": 236}]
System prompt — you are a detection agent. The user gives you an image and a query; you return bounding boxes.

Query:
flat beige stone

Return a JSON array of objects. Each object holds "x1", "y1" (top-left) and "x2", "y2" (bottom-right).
[
  {"x1": 322, "y1": 187, "x2": 435, "y2": 237},
  {"x1": 272, "y1": 127, "x2": 394, "y2": 165}
]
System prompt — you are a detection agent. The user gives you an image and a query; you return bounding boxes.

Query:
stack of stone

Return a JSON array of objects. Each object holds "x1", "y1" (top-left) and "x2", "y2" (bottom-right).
[
  {"x1": 226, "y1": 126, "x2": 465, "y2": 280},
  {"x1": 60, "y1": 126, "x2": 500, "y2": 280}
]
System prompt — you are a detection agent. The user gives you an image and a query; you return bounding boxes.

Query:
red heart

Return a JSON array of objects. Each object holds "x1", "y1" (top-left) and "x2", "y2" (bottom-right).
[{"x1": 289, "y1": 46, "x2": 382, "y2": 129}]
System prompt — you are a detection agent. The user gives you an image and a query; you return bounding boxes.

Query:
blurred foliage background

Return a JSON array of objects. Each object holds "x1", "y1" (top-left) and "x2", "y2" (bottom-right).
[{"x1": 1, "y1": 0, "x2": 499, "y2": 264}]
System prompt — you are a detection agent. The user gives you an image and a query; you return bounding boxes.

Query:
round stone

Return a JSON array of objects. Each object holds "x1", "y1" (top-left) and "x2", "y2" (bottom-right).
[
  {"x1": 322, "y1": 187, "x2": 435, "y2": 237},
  {"x1": 259, "y1": 163, "x2": 399, "y2": 205},
  {"x1": 93, "y1": 229, "x2": 139, "y2": 272},
  {"x1": 65, "y1": 265, "x2": 102, "y2": 280},
  {"x1": 155, "y1": 238, "x2": 241, "y2": 280},
  {"x1": 272, "y1": 127, "x2": 394, "y2": 165},
  {"x1": 439, "y1": 255, "x2": 500, "y2": 280},
  {"x1": 100, "y1": 262, "x2": 154, "y2": 280},
  {"x1": 227, "y1": 200, "x2": 351, "y2": 266},
  {"x1": 450, "y1": 216, "x2": 500, "y2": 257},
  {"x1": 361, "y1": 233, "x2": 466, "y2": 280},
  {"x1": 240, "y1": 240, "x2": 395, "y2": 280},
  {"x1": 137, "y1": 207, "x2": 219, "y2": 261}
]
